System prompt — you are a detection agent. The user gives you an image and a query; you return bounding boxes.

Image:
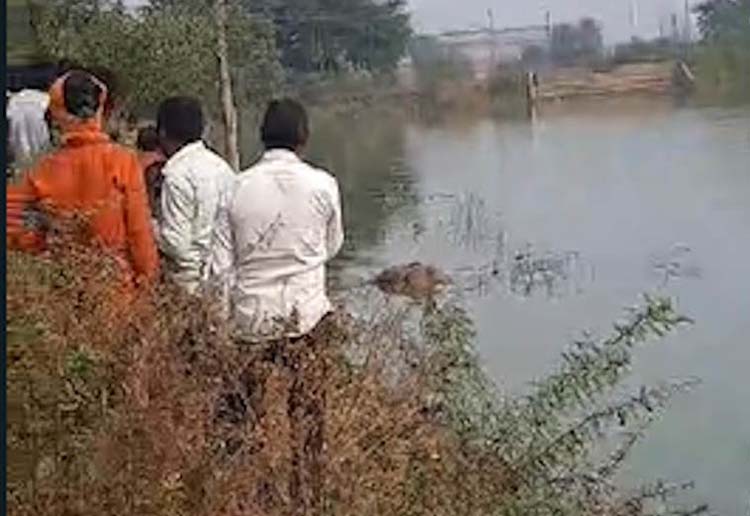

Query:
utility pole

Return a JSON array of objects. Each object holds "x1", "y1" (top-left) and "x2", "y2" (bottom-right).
[
  {"x1": 487, "y1": 8, "x2": 496, "y2": 71},
  {"x1": 683, "y1": 0, "x2": 692, "y2": 43},
  {"x1": 629, "y1": 0, "x2": 639, "y2": 38}
]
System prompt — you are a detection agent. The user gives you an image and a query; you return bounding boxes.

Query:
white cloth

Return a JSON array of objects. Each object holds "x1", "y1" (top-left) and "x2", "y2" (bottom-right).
[
  {"x1": 7, "y1": 89, "x2": 50, "y2": 163},
  {"x1": 159, "y1": 141, "x2": 236, "y2": 293},
  {"x1": 210, "y1": 149, "x2": 344, "y2": 340}
]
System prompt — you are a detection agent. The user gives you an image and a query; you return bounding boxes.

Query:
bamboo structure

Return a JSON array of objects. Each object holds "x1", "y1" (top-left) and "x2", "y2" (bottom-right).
[{"x1": 537, "y1": 62, "x2": 687, "y2": 101}]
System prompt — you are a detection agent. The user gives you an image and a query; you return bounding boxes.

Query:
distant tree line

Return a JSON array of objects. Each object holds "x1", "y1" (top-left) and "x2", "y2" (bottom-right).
[
  {"x1": 695, "y1": 0, "x2": 750, "y2": 43},
  {"x1": 24, "y1": 0, "x2": 412, "y2": 110},
  {"x1": 244, "y1": 0, "x2": 412, "y2": 74},
  {"x1": 20, "y1": 0, "x2": 412, "y2": 163}
]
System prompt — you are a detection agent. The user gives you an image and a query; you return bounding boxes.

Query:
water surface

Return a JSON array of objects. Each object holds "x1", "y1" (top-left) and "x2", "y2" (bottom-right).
[{"x1": 308, "y1": 99, "x2": 750, "y2": 515}]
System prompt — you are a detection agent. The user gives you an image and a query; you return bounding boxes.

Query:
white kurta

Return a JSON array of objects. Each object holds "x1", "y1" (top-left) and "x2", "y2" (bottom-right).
[
  {"x1": 210, "y1": 149, "x2": 344, "y2": 340},
  {"x1": 159, "y1": 141, "x2": 236, "y2": 294},
  {"x1": 7, "y1": 89, "x2": 50, "y2": 164}
]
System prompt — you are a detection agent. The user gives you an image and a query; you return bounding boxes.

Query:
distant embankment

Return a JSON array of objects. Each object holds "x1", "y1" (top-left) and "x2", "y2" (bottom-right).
[{"x1": 536, "y1": 61, "x2": 694, "y2": 102}]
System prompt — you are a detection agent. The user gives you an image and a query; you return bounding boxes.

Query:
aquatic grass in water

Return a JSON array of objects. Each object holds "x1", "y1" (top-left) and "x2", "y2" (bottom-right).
[{"x1": 351, "y1": 191, "x2": 593, "y2": 301}]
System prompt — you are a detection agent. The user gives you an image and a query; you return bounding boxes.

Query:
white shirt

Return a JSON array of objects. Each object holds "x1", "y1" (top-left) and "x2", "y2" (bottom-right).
[
  {"x1": 210, "y1": 149, "x2": 344, "y2": 340},
  {"x1": 7, "y1": 89, "x2": 50, "y2": 163},
  {"x1": 159, "y1": 141, "x2": 236, "y2": 293}
]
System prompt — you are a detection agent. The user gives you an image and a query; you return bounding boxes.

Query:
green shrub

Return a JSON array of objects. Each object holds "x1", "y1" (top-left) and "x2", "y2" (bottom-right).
[{"x1": 31, "y1": 1, "x2": 283, "y2": 113}]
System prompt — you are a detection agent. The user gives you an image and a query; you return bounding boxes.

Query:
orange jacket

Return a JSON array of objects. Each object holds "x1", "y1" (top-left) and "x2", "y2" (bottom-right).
[{"x1": 7, "y1": 74, "x2": 159, "y2": 284}]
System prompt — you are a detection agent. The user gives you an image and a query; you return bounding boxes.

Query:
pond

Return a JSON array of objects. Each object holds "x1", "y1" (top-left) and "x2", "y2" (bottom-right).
[{"x1": 305, "y1": 97, "x2": 750, "y2": 515}]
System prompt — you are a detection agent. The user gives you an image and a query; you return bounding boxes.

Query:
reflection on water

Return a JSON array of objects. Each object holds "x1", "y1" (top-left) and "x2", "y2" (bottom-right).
[
  {"x1": 445, "y1": 193, "x2": 499, "y2": 252},
  {"x1": 307, "y1": 111, "x2": 418, "y2": 256},
  {"x1": 648, "y1": 244, "x2": 703, "y2": 288},
  {"x1": 508, "y1": 248, "x2": 592, "y2": 298},
  {"x1": 313, "y1": 99, "x2": 750, "y2": 516}
]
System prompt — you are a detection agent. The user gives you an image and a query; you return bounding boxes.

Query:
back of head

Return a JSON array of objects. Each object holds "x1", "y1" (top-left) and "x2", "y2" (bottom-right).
[
  {"x1": 26, "y1": 69, "x2": 56, "y2": 93},
  {"x1": 137, "y1": 125, "x2": 161, "y2": 152},
  {"x1": 63, "y1": 71, "x2": 104, "y2": 120},
  {"x1": 156, "y1": 97, "x2": 204, "y2": 148},
  {"x1": 261, "y1": 98, "x2": 309, "y2": 151}
]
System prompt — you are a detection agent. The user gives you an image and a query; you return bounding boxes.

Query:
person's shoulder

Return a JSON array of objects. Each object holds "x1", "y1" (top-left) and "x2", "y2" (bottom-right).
[
  {"x1": 232, "y1": 163, "x2": 262, "y2": 194},
  {"x1": 303, "y1": 160, "x2": 339, "y2": 189},
  {"x1": 203, "y1": 145, "x2": 228, "y2": 164},
  {"x1": 236, "y1": 155, "x2": 269, "y2": 179},
  {"x1": 103, "y1": 142, "x2": 140, "y2": 168},
  {"x1": 202, "y1": 146, "x2": 236, "y2": 174},
  {"x1": 28, "y1": 152, "x2": 64, "y2": 178},
  {"x1": 107, "y1": 142, "x2": 138, "y2": 158},
  {"x1": 8, "y1": 90, "x2": 48, "y2": 110},
  {"x1": 161, "y1": 147, "x2": 193, "y2": 178}
]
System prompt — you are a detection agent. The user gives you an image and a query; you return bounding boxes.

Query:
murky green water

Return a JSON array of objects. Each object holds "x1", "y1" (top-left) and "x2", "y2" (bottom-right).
[{"x1": 305, "y1": 98, "x2": 750, "y2": 515}]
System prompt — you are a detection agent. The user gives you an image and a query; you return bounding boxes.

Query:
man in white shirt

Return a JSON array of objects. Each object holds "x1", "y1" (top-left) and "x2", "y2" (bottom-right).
[
  {"x1": 210, "y1": 98, "x2": 344, "y2": 514},
  {"x1": 7, "y1": 88, "x2": 51, "y2": 166},
  {"x1": 156, "y1": 97, "x2": 236, "y2": 294},
  {"x1": 210, "y1": 98, "x2": 344, "y2": 341}
]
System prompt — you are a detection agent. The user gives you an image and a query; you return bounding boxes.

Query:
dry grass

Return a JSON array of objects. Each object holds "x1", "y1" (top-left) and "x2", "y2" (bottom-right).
[{"x1": 6, "y1": 228, "x2": 518, "y2": 516}]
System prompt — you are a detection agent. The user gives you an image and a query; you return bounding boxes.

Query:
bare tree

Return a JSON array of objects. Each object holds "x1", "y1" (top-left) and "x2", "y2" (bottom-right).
[{"x1": 216, "y1": 0, "x2": 240, "y2": 171}]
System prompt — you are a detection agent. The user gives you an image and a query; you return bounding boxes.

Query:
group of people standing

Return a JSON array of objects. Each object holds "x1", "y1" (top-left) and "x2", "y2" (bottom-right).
[
  {"x1": 7, "y1": 68, "x2": 345, "y2": 343},
  {"x1": 7, "y1": 67, "x2": 345, "y2": 512}
]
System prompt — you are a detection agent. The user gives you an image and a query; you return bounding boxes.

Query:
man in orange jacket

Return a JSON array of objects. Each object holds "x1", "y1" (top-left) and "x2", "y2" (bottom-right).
[{"x1": 6, "y1": 70, "x2": 159, "y2": 285}]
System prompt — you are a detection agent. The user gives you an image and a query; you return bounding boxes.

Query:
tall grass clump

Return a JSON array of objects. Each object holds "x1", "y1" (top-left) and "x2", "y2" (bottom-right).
[
  {"x1": 7, "y1": 223, "x2": 706, "y2": 515},
  {"x1": 693, "y1": 43, "x2": 750, "y2": 103},
  {"x1": 692, "y1": 0, "x2": 750, "y2": 103}
]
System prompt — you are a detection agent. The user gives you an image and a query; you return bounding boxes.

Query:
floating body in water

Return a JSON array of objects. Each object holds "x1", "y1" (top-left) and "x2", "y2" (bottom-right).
[{"x1": 373, "y1": 262, "x2": 451, "y2": 300}]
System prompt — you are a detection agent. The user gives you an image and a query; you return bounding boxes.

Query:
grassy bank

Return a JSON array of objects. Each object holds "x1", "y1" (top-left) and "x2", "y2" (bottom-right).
[
  {"x1": 5, "y1": 222, "x2": 709, "y2": 516},
  {"x1": 692, "y1": 44, "x2": 750, "y2": 104},
  {"x1": 689, "y1": 0, "x2": 750, "y2": 104}
]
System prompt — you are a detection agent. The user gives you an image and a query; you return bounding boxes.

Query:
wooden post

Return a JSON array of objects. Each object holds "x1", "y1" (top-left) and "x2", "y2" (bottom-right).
[
  {"x1": 216, "y1": 0, "x2": 240, "y2": 171},
  {"x1": 526, "y1": 71, "x2": 539, "y2": 120}
]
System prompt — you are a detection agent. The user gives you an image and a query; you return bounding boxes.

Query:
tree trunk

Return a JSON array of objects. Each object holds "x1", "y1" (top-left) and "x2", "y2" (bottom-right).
[{"x1": 216, "y1": 0, "x2": 240, "y2": 171}]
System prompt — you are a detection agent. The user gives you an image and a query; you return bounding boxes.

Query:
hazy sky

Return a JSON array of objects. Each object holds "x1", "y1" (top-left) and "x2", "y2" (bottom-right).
[{"x1": 408, "y1": 0, "x2": 699, "y2": 44}]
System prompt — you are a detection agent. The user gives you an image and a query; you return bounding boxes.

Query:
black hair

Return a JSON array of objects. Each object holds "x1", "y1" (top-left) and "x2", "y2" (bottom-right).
[
  {"x1": 137, "y1": 125, "x2": 161, "y2": 152},
  {"x1": 260, "y1": 98, "x2": 309, "y2": 151},
  {"x1": 29, "y1": 71, "x2": 55, "y2": 91},
  {"x1": 14, "y1": 64, "x2": 59, "y2": 91},
  {"x1": 63, "y1": 71, "x2": 103, "y2": 119},
  {"x1": 85, "y1": 66, "x2": 118, "y2": 112},
  {"x1": 156, "y1": 97, "x2": 204, "y2": 146}
]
